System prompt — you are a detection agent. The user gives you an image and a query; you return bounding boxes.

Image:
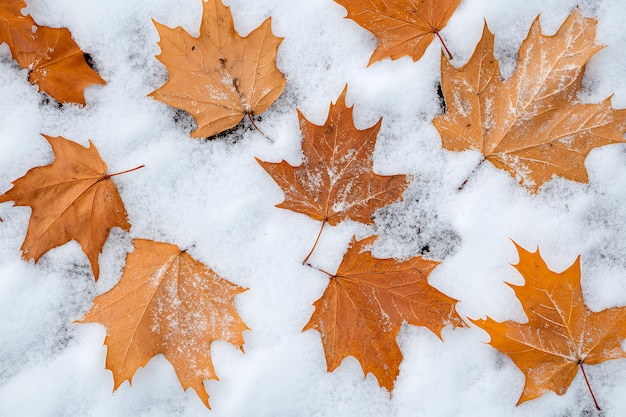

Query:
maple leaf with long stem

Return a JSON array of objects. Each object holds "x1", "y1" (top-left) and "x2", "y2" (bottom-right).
[
  {"x1": 0, "y1": 135, "x2": 143, "y2": 280},
  {"x1": 0, "y1": 0, "x2": 105, "y2": 104},
  {"x1": 256, "y1": 86, "x2": 408, "y2": 263},
  {"x1": 433, "y1": 9, "x2": 626, "y2": 192},
  {"x1": 150, "y1": 0, "x2": 286, "y2": 138},
  {"x1": 80, "y1": 239, "x2": 249, "y2": 409},
  {"x1": 334, "y1": 0, "x2": 461, "y2": 65},
  {"x1": 471, "y1": 242, "x2": 626, "y2": 410},
  {"x1": 304, "y1": 235, "x2": 465, "y2": 391}
]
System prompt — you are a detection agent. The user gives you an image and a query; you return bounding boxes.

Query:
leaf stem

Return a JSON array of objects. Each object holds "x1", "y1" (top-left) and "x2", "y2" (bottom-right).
[
  {"x1": 105, "y1": 164, "x2": 145, "y2": 179},
  {"x1": 435, "y1": 30, "x2": 453, "y2": 60},
  {"x1": 302, "y1": 220, "x2": 326, "y2": 265},
  {"x1": 579, "y1": 361, "x2": 601, "y2": 410},
  {"x1": 458, "y1": 157, "x2": 486, "y2": 191},
  {"x1": 305, "y1": 262, "x2": 335, "y2": 278},
  {"x1": 247, "y1": 113, "x2": 273, "y2": 142}
]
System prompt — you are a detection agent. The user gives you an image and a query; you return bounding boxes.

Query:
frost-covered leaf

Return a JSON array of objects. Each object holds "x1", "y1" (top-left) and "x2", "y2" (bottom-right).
[
  {"x1": 80, "y1": 239, "x2": 249, "y2": 408},
  {"x1": 433, "y1": 9, "x2": 626, "y2": 191},
  {"x1": 256, "y1": 86, "x2": 407, "y2": 227},
  {"x1": 471, "y1": 242, "x2": 626, "y2": 407}
]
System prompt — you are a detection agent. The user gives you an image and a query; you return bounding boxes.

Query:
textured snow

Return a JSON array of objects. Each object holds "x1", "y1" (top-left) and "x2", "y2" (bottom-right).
[{"x1": 1, "y1": 0, "x2": 626, "y2": 416}]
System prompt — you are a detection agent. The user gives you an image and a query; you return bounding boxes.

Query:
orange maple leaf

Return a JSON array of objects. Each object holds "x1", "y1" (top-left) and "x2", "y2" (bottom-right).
[
  {"x1": 25, "y1": 26, "x2": 106, "y2": 105},
  {"x1": 256, "y1": 87, "x2": 408, "y2": 261},
  {"x1": 433, "y1": 9, "x2": 626, "y2": 192},
  {"x1": 334, "y1": 0, "x2": 461, "y2": 65},
  {"x1": 0, "y1": 0, "x2": 48, "y2": 60},
  {"x1": 471, "y1": 242, "x2": 626, "y2": 409},
  {"x1": 304, "y1": 235, "x2": 465, "y2": 391},
  {"x1": 0, "y1": 0, "x2": 105, "y2": 104},
  {"x1": 150, "y1": 0, "x2": 286, "y2": 138},
  {"x1": 80, "y1": 239, "x2": 249, "y2": 408},
  {"x1": 0, "y1": 135, "x2": 140, "y2": 280}
]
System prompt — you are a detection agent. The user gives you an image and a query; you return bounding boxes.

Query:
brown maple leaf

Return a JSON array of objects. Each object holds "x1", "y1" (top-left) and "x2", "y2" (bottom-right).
[
  {"x1": 256, "y1": 87, "x2": 408, "y2": 261},
  {"x1": 150, "y1": 0, "x2": 286, "y2": 138},
  {"x1": 433, "y1": 9, "x2": 626, "y2": 192},
  {"x1": 80, "y1": 239, "x2": 249, "y2": 409},
  {"x1": 471, "y1": 242, "x2": 626, "y2": 409},
  {"x1": 334, "y1": 0, "x2": 461, "y2": 65},
  {"x1": 0, "y1": 0, "x2": 105, "y2": 104},
  {"x1": 0, "y1": 135, "x2": 141, "y2": 280},
  {"x1": 304, "y1": 235, "x2": 465, "y2": 391}
]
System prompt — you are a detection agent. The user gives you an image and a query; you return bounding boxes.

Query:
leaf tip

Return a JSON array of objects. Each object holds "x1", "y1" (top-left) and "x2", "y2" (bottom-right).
[
  {"x1": 509, "y1": 239, "x2": 537, "y2": 262},
  {"x1": 335, "y1": 84, "x2": 351, "y2": 109}
]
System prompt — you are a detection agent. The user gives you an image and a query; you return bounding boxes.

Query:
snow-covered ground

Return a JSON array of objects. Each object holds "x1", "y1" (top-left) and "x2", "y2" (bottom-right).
[{"x1": 1, "y1": 0, "x2": 626, "y2": 416}]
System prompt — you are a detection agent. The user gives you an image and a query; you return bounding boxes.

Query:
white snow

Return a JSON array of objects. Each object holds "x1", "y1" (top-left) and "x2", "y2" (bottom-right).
[{"x1": 1, "y1": 0, "x2": 626, "y2": 416}]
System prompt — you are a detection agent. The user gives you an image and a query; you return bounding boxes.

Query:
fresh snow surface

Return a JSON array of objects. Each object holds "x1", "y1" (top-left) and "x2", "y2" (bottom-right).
[{"x1": 1, "y1": 0, "x2": 626, "y2": 416}]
